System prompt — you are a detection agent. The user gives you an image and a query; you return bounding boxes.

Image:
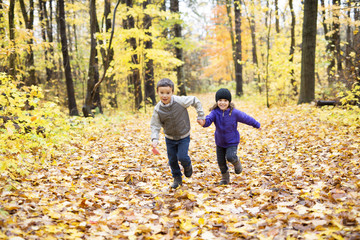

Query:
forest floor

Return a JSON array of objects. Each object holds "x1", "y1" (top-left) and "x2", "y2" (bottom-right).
[{"x1": 1, "y1": 93, "x2": 360, "y2": 239}]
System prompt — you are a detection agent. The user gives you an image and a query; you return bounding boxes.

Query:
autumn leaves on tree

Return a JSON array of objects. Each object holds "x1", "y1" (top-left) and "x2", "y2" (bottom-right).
[{"x1": 1, "y1": 0, "x2": 359, "y2": 113}]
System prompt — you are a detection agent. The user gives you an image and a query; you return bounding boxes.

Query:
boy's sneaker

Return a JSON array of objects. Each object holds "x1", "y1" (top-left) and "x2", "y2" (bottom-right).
[
  {"x1": 171, "y1": 176, "x2": 182, "y2": 189},
  {"x1": 184, "y1": 164, "x2": 193, "y2": 178},
  {"x1": 231, "y1": 159, "x2": 242, "y2": 174}
]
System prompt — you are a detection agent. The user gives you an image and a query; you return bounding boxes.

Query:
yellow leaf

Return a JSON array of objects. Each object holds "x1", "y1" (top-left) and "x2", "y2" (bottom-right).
[
  {"x1": 226, "y1": 227, "x2": 248, "y2": 237},
  {"x1": 180, "y1": 219, "x2": 196, "y2": 232},
  {"x1": 198, "y1": 218, "x2": 205, "y2": 226},
  {"x1": 331, "y1": 234, "x2": 344, "y2": 240},
  {"x1": 187, "y1": 193, "x2": 196, "y2": 201},
  {"x1": 48, "y1": 211, "x2": 61, "y2": 219}
]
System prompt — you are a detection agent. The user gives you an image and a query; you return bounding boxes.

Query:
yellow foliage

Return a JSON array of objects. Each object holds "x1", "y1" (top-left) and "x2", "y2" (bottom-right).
[{"x1": 0, "y1": 74, "x2": 72, "y2": 175}]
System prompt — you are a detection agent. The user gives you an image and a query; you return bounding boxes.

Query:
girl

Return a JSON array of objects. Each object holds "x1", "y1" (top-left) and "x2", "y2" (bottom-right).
[{"x1": 199, "y1": 88, "x2": 260, "y2": 185}]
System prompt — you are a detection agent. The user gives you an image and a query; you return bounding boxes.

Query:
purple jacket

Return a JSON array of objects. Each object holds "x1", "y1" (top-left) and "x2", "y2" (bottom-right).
[{"x1": 203, "y1": 107, "x2": 260, "y2": 148}]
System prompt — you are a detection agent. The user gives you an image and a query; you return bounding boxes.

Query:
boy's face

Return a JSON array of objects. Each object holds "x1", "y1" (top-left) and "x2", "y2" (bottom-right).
[
  {"x1": 157, "y1": 86, "x2": 173, "y2": 105},
  {"x1": 217, "y1": 99, "x2": 229, "y2": 111}
]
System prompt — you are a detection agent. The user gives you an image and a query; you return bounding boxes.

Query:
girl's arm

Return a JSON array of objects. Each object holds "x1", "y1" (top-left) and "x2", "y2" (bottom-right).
[
  {"x1": 235, "y1": 110, "x2": 260, "y2": 128},
  {"x1": 203, "y1": 111, "x2": 215, "y2": 128}
]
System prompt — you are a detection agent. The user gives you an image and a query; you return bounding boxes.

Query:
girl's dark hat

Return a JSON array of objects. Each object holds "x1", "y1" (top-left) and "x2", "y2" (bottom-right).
[{"x1": 215, "y1": 88, "x2": 232, "y2": 102}]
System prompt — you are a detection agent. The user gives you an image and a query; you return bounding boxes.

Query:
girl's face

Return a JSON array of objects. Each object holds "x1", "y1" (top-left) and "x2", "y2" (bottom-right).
[
  {"x1": 157, "y1": 86, "x2": 173, "y2": 105},
  {"x1": 217, "y1": 99, "x2": 229, "y2": 111}
]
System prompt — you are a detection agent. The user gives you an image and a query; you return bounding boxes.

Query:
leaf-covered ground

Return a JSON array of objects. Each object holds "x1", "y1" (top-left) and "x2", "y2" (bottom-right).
[{"x1": 1, "y1": 94, "x2": 360, "y2": 239}]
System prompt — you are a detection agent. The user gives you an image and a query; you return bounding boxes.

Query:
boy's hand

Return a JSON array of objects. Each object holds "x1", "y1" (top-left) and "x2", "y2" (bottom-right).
[
  {"x1": 197, "y1": 119, "x2": 205, "y2": 126},
  {"x1": 152, "y1": 141, "x2": 158, "y2": 148}
]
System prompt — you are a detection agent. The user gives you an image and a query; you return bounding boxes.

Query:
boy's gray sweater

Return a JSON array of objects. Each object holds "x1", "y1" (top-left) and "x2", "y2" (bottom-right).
[{"x1": 150, "y1": 95, "x2": 205, "y2": 142}]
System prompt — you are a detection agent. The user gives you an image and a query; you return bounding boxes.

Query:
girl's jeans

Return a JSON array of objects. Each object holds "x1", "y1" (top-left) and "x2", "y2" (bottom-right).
[
  {"x1": 165, "y1": 136, "x2": 191, "y2": 178},
  {"x1": 216, "y1": 145, "x2": 238, "y2": 174}
]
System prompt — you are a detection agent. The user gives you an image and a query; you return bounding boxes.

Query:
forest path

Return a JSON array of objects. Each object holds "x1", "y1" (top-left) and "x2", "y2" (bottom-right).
[{"x1": 1, "y1": 94, "x2": 360, "y2": 239}]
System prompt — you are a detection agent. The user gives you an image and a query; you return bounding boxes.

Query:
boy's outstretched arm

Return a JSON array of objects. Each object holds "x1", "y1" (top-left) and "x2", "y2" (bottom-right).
[
  {"x1": 175, "y1": 95, "x2": 205, "y2": 120},
  {"x1": 150, "y1": 109, "x2": 161, "y2": 147}
]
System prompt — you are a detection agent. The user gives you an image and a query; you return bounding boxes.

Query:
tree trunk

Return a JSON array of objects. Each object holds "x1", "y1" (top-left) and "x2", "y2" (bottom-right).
[
  {"x1": 265, "y1": 9, "x2": 271, "y2": 108},
  {"x1": 0, "y1": 0, "x2": 5, "y2": 73},
  {"x1": 125, "y1": 0, "x2": 142, "y2": 109},
  {"x1": 58, "y1": 0, "x2": 79, "y2": 116},
  {"x1": 56, "y1": 0, "x2": 63, "y2": 82},
  {"x1": 275, "y1": 0, "x2": 280, "y2": 33},
  {"x1": 8, "y1": 0, "x2": 16, "y2": 79},
  {"x1": 83, "y1": 0, "x2": 102, "y2": 117},
  {"x1": 225, "y1": 0, "x2": 236, "y2": 83},
  {"x1": 43, "y1": 0, "x2": 55, "y2": 83},
  {"x1": 161, "y1": 0, "x2": 168, "y2": 39},
  {"x1": 333, "y1": 0, "x2": 342, "y2": 76},
  {"x1": 289, "y1": 0, "x2": 297, "y2": 95},
  {"x1": 345, "y1": 0, "x2": 351, "y2": 70},
  {"x1": 0, "y1": 0, "x2": 3, "y2": 37},
  {"x1": 321, "y1": 0, "x2": 335, "y2": 85},
  {"x1": 39, "y1": 0, "x2": 51, "y2": 83},
  {"x1": 170, "y1": 0, "x2": 186, "y2": 96},
  {"x1": 103, "y1": 0, "x2": 117, "y2": 108},
  {"x1": 234, "y1": 0, "x2": 243, "y2": 97},
  {"x1": 298, "y1": 0, "x2": 318, "y2": 104},
  {"x1": 144, "y1": 0, "x2": 156, "y2": 105},
  {"x1": 19, "y1": 0, "x2": 36, "y2": 86},
  {"x1": 354, "y1": 3, "x2": 360, "y2": 105},
  {"x1": 243, "y1": 0, "x2": 261, "y2": 94}
]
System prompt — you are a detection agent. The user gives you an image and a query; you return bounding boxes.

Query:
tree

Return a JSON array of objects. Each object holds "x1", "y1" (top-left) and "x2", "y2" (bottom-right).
[
  {"x1": 170, "y1": 0, "x2": 186, "y2": 95},
  {"x1": 225, "y1": 0, "x2": 243, "y2": 96},
  {"x1": 83, "y1": 0, "x2": 102, "y2": 117},
  {"x1": 243, "y1": 0, "x2": 261, "y2": 93},
  {"x1": 322, "y1": 0, "x2": 341, "y2": 85},
  {"x1": 289, "y1": 0, "x2": 297, "y2": 95},
  {"x1": 298, "y1": 0, "x2": 318, "y2": 104},
  {"x1": 354, "y1": 2, "x2": 360, "y2": 105},
  {"x1": 202, "y1": 4, "x2": 234, "y2": 85},
  {"x1": 225, "y1": 0, "x2": 235, "y2": 83},
  {"x1": 19, "y1": 0, "x2": 36, "y2": 86},
  {"x1": 234, "y1": 0, "x2": 243, "y2": 97},
  {"x1": 0, "y1": 0, "x2": 5, "y2": 73},
  {"x1": 275, "y1": 0, "x2": 280, "y2": 33},
  {"x1": 123, "y1": 0, "x2": 142, "y2": 109},
  {"x1": 39, "y1": 0, "x2": 54, "y2": 83},
  {"x1": 103, "y1": 0, "x2": 117, "y2": 108},
  {"x1": 143, "y1": 0, "x2": 156, "y2": 105},
  {"x1": 8, "y1": 0, "x2": 16, "y2": 79},
  {"x1": 58, "y1": 0, "x2": 79, "y2": 116}
]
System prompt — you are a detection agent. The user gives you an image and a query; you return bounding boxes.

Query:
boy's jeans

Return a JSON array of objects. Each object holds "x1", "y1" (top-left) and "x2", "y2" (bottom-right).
[
  {"x1": 165, "y1": 136, "x2": 191, "y2": 178},
  {"x1": 216, "y1": 145, "x2": 238, "y2": 174}
]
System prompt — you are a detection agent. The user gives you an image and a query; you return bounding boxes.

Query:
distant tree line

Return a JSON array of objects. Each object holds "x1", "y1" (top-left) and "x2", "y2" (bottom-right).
[{"x1": 0, "y1": 0, "x2": 359, "y2": 116}]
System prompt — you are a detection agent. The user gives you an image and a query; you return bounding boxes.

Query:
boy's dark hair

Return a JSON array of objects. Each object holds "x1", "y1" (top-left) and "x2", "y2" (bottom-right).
[{"x1": 157, "y1": 78, "x2": 174, "y2": 91}]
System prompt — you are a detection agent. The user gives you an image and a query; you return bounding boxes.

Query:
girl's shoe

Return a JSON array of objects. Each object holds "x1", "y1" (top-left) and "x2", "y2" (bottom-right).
[
  {"x1": 171, "y1": 176, "x2": 182, "y2": 188},
  {"x1": 231, "y1": 159, "x2": 242, "y2": 174},
  {"x1": 219, "y1": 171, "x2": 230, "y2": 185}
]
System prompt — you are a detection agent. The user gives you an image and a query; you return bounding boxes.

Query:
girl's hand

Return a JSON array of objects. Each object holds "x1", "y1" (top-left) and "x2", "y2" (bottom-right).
[
  {"x1": 197, "y1": 119, "x2": 205, "y2": 126},
  {"x1": 152, "y1": 141, "x2": 158, "y2": 148}
]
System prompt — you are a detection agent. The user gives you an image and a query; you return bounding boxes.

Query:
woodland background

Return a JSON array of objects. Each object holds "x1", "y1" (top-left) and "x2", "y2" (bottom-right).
[
  {"x1": 0, "y1": 0, "x2": 360, "y2": 239},
  {"x1": 1, "y1": 0, "x2": 360, "y2": 114}
]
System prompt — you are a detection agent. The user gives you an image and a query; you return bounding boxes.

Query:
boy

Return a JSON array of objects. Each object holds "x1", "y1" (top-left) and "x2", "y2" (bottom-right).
[{"x1": 150, "y1": 78, "x2": 205, "y2": 188}]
